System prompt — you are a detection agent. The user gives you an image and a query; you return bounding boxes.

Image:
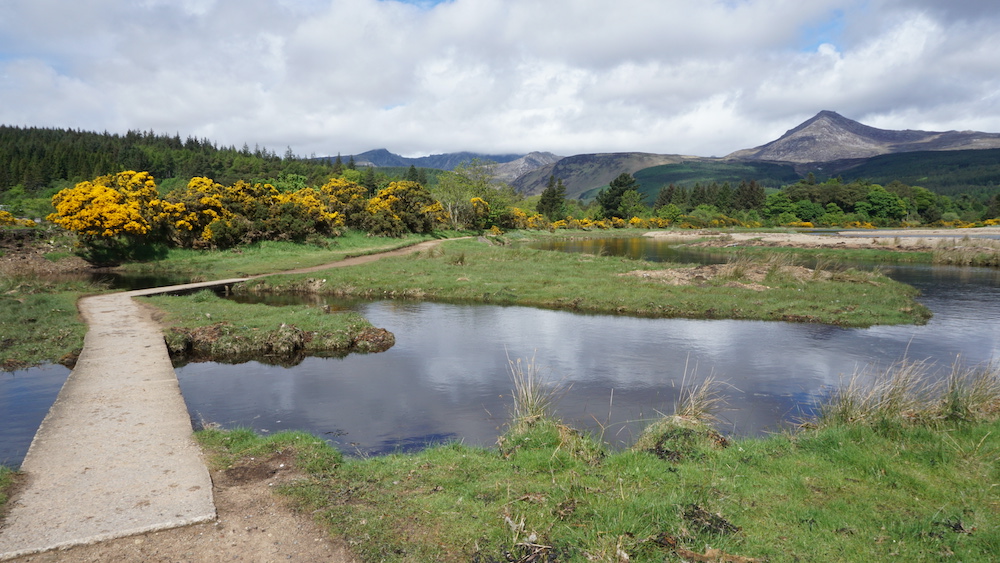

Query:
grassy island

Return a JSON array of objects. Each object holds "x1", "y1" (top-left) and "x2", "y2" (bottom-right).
[{"x1": 234, "y1": 237, "x2": 931, "y2": 328}]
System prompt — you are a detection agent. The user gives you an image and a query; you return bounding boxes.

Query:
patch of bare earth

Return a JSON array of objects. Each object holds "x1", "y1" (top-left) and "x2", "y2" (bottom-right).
[
  {"x1": 623, "y1": 263, "x2": 828, "y2": 291},
  {"x1": 7, "y1": 451, "x2": 355, "y2": 563},
  {"x1": 0, "y1": 237, "x2": 92, "y2": 277}
]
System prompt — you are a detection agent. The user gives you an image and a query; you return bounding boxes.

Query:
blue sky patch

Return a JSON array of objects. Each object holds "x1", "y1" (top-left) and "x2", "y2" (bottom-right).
[{"x1": 799, "y1": 10, "x2": 846, "y2": 52}]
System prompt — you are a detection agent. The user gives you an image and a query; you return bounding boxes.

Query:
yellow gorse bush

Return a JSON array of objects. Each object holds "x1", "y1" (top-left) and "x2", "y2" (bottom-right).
[
  {"x1": 48, "y1": 171, "x2": 184, "y2": 239},
  {"x1": 0, "y1": 210, "x2": 36, "y2": 228}
]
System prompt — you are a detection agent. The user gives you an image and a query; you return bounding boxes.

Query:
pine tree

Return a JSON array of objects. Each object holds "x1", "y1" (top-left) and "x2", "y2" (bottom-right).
[
  {"x1": 595, "y1": 172, "x2": 638, "y2": 219},
  {"x1": 537, "y1": 175, "x2": 567, "y2": 221},
  {"x1": 404, "y1": 165, "x2": 420, "y2": 183},
  {"x1": 733, "y1": 180, "x2": 766, "y2": 210}
]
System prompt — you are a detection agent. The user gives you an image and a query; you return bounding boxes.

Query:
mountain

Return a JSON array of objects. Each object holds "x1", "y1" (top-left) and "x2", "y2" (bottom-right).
[
  {"x1": 344, "y1": 149, "x2": 527, "y2": 170},
  {"x1": 493, "y1": 152, "x2": 563, "y2": 183},
  {"x1": 511, "y1": 152, "x2": 687, "y2": 199},
  {"x1": 726, "y1": 110, "x2": 1000, "y2": 164}
]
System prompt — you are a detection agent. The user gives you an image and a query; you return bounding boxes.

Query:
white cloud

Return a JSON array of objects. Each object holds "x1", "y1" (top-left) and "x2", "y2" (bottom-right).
[{"x1": 0, "y1": 0, "x2": 998, "y2": 157}]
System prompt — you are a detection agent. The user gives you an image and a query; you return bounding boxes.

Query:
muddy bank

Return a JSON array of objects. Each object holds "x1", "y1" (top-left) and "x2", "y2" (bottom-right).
[{"x1": 644, "y1": 227, "x2": 1000, "y2": 251}]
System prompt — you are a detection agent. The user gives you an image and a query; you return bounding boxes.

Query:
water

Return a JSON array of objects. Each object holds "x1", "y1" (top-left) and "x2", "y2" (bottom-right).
[
  {"x1": 172, "y1": 243, "x2": 1000, "y2": 456},
  {"x1": 0, "y1": 271, "x2": 192, "y2": 465},
  {"x1": 5, "y1": 239, "x2": 999, "y2": 464},
  {"x1": 0, "y1": 364, "x2": 71, "y2": 465}
]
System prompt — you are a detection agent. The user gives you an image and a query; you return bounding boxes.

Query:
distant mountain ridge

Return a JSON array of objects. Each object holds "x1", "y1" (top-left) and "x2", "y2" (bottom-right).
[
  {"x1": 325, "y1": 112, "x2": 1000, "y2": 199},
  {"x1": 345, "y1": 148, "x2": 527, "y2": 170},
  {"x1": 511, "y1": 152, "x2": 687, "y2": 199},
  {"x1": 726, "y1": 110, "x2": 1000, "y2": 164}
]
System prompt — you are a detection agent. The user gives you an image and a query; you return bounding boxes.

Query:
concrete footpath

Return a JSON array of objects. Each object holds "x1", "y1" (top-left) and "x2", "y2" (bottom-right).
[
  {"x1": 0, "y1": 240, "x2": 448, "y2": 560},
  {"x1": 0, "y1": 283, "x2": 244, "y2": 560}
]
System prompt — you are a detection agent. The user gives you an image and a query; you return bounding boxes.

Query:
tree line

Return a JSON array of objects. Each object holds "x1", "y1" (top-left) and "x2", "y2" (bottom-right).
[{"x1": 582, "y1": 172, "x2": 1000, "y2": 228}]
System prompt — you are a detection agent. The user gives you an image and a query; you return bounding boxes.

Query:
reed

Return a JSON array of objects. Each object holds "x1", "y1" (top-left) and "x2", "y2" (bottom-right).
[
  {"x1": 819, "y1": 359, "x2": 1000, "y2": 427},
  {"x1": 939, "y1": 360, "x2": 1000, "y2": 421},
  {"x1": 506, "y1": 352, "x2": 565, "y2": 423},
  {"x1": 932, "y1": 237, "x2": 1000, "y2": 267}
]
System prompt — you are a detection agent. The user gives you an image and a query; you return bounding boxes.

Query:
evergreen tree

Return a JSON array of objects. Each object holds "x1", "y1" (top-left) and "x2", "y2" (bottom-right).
[
  {"x1": 595, "y1": 172, "x2": 638, "y2": 219},
  {"x1": 404, "y1": 165, "x2": 420, "y2": 183},
  {"x1": 690, "y1": 183, "x2": 708, "y2": 208},
  {"x1": 332, "y1": 154, "x2": 344, "y2": 175},
  {"x1": 716, "y1": 182, "x2": 733, "y2": 212},
  {"x1": 361, "y1": 166, "x2": 377, "y2": 195},
  {"x1": 733, "y1": 180, "x2": 766, "y2": 210},
  {"x1": 617, "y1": 189, "x2": 647, "y2": 218},
  {"x1": 653, "y1": 184, "x2": 675, "y2": 210},
  {"x1": 537, "y1": 175, "x2": 567, "y2": 221}
]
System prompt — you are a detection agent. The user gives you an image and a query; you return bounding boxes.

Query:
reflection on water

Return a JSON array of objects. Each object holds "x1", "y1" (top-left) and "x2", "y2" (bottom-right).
[
  {"x1": 176, "y1": 251, "x2": 1000, "y2": 456},
  {"x1": 0, "y1": 364, "x2": 71, "y2": 465},
  {"x1": 5, "y1": 238, "x2": 1000, "y2": 465}
]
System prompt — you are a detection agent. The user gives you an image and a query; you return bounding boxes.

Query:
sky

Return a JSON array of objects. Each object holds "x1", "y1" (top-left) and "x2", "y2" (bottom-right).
[{"x1": 1, "y1": 0, "x2": 999, "y2": 159}]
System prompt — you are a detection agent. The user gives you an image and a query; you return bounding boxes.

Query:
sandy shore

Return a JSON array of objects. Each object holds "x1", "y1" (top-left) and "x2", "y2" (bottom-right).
[{"x1": 645, "y1": 227, "x2": 1000, "y2": 250}]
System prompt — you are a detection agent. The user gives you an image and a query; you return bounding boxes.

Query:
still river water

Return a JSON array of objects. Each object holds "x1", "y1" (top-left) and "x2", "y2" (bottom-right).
[{"x1": 3, "y1": 237, "x2": 999, "y2": 464}]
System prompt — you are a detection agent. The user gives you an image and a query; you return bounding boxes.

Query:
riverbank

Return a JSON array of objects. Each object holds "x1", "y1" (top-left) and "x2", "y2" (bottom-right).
[
  {"x1": 645, "y1": 226, "x2": 1000, "y2": 250},
  {"x1": 189, "y1": 358, "x2": 1000, "y2": 563},
  {"x1": 141, "y1": 291, "x2": 394, "y2": 366}
]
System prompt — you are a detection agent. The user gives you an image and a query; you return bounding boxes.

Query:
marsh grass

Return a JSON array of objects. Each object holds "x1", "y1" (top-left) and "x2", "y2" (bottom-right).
[
  {"x1": 189, "y1": 347, "x2": 1000, "y2": 563},
  {"x1": 0, "y1": 465, "x2": 16, "y2": 513},
  {"x1": 243, "y1": 238, "x2": 931, "y2": 327},
  {"x1": 673, "y1": 373, "x2": 729, "y2": 425},
  {"x1": 506, "y1": 352, "x2": 565, "y2": 422},
  {"x1": 939, "y1": 361, "x2": 1000, "y2": 422},
  {"x1": 819, "y1": 360, "x2": 1000, "y2": 428},
  {"x1": 932, "y1": 237, "x2": 1000, "y2": 267},
  {"x1": 633, "y1": 367, "x2": 731, "y2": 458}
]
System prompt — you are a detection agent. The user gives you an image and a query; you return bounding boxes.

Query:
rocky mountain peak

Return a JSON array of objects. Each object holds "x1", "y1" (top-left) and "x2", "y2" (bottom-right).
[{"x1": 726, "y1": 111, "x2": 1000, "y2": 164}]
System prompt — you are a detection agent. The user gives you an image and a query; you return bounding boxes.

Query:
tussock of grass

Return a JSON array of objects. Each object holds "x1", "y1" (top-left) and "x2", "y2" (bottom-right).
[
  {"x1": 506, "y1": 352, "x2": 565, "y2": 422},
  {"x1": 633, "y1": 371, "x2": 731, "y2": 460},
  {"x1": 819, "y1": 360, "x2": 1000, "y2": 429}
]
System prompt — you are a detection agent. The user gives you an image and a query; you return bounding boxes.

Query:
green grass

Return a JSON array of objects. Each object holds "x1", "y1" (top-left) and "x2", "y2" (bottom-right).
[
  {"x1": 0, "y1": 276, "x2": 97, "y2": 370},
  {"x1": 0, "y1": 465, "x2": 16, "y2": 510},
  {"x1": 117, "y1": 230, "x2": 455, "y2": 281},
  {"x1": 141, "y1": 290, "x2": 390, "y2": 365},
  {"x1": 197, "y1": 411, "x2": 1000, "y2": 562},
  {"x1": 236, "y1": 237, "x2": 931, "y2": 327},
  {"x1": 1, "y1": 232, "x2": 462, "y2": 370}
]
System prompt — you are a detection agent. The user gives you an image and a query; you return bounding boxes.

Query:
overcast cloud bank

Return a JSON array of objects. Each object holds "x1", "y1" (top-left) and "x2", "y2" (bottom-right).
[{"x1": 1, "y1": 0, "x2": 998, "y2": 158}]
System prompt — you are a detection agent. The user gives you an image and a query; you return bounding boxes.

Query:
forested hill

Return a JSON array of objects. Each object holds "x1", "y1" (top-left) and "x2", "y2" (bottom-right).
[{"x1": 0, "y1": 125, "x2": 338, "y2": 191}]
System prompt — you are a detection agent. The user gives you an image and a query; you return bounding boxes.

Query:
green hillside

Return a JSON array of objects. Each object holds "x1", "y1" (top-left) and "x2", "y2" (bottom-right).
[
  {"x1": 830, "y1": 148, "x2": 1000, "y2": 196},
  {"x1": 580, "y1": 159, "x2": 799, "y2": 201}
]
